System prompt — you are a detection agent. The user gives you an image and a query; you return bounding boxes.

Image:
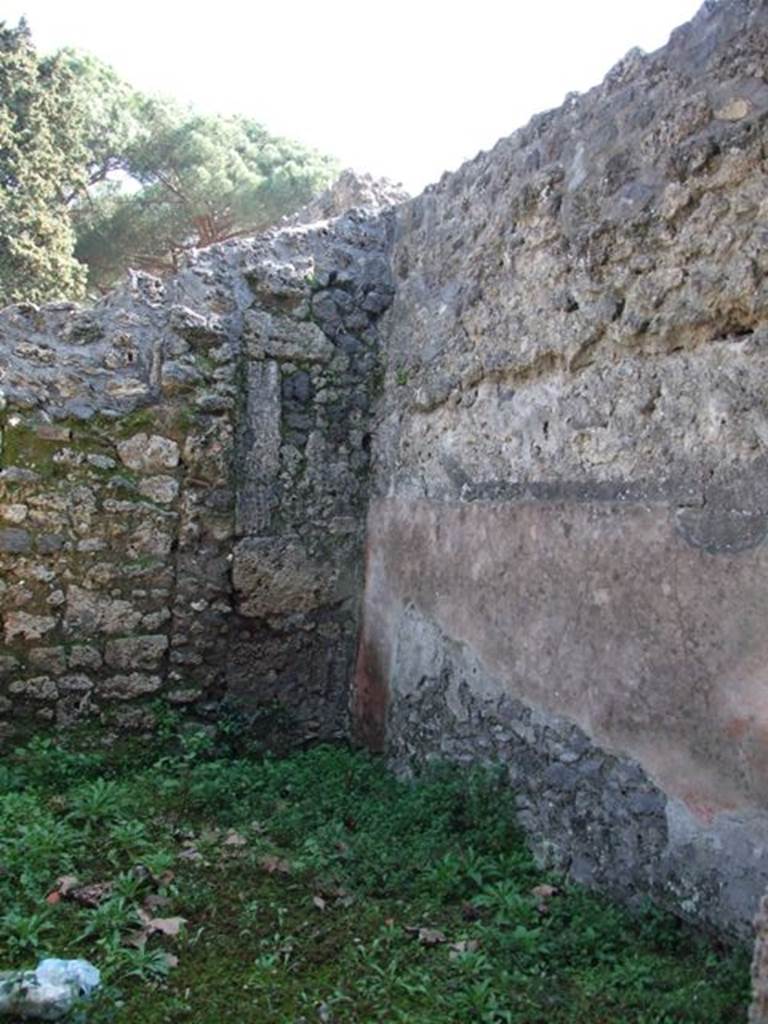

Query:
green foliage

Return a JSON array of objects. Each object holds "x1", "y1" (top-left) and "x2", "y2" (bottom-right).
[
  {"x1": 67, "y1": 778, "x2": 131, "y2": 824},
  {"x1": 74, "y1": 104, "x2": 337, "y2": 291},
  {"x1": 11, "y1": 735, "x2": 105, "y2": 787},
  {"x1": 0, "y1": 21, "x2": 338, "y2": 304},
  {"x1": 0, "y1": 734, "x2": 750, "y2": 1023},
  {"x1": 59, "y1": 49, "x2": 145, "y2": 190},
  {"x1": 0, "y1": 908, "x2": 55, "y2": 956},
  {"x1": 0, "y1": 20, "x2": 88, "y2": 305}
]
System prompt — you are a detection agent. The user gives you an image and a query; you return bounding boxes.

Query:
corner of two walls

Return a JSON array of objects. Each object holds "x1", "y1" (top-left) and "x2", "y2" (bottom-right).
[
  {"x1": 3, "y1": 0, "x2": 768, "y2": 941},
  {"x1": 227, "y1": 212, "x2": 396, "y2": 743}
]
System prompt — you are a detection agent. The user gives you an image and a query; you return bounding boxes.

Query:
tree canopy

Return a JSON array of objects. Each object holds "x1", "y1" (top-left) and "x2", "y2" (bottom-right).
[
  {"x1": 73, "y1": 101, "x2": 337, "y2": 289},
  {"x1": 0, "y1": 21, "x2": 88, "y2": 304},
  {"x1": 0, "y1": 22, "x2": 338, "y2": 304}
]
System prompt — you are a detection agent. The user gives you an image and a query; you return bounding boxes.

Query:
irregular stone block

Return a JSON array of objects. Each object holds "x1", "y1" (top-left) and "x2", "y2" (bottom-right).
[
  {"x1": 4, "y1": 611, "x2": 56, "y2": 642},
  {"x1": 126, "y1": 520, "x2": 174, "y2": 557},
  {"x1": 86, "y1": 453, "x2": 116, "y2": 470},
  {"x1": 116, "y1": 433, "x2": 180, "y2": 473},
  {"x1": 0, "y1": 467, "x2": 38, "y2": 484},
  {"x1": 108, "y1": 705, "x2": 157, "y2": 729},
  {"x1": 100, "y1": 673, "x2": 163, "y2": 700},
  {"x1": 160, "y1": 361, "x2": 201, "y2": 395},
  {"x1": 37, "y1": 533, "x2": 66, "y2": 553},
  {"x1": 0, "y1": 527, "x2": 30, "y2": 552},
  {"x1": 141, "y1": 609, "x2": 171, "y2": 631},
  {"x1": 58, "y1": 673, "x2": 94, "y2": 693},
  {"x1": 104, "y1": 634, "x2": 169, "y2": 671},
  {"x1": 1, "y1": 503, "x2": 28, "y2": 523},
  {"x1": 166, "y1": 687, "x2": 203, "y2": 704},
  {"x1": 716, "y1": 97, "x2": 750, "y2": 121},
  {"x1": 243, "y1": 310, "x2": 336, "y2": 364},
  {"x1": 76, "y1": 538, "x2": 106, "y2": 553},
  {"x1": 105, "y1": 378, "x2": 150, "y2": 400},
  {"x1": 138, "y1": 475, "x2": 179, "y2": 505},
  {"x1": 0, "y1": 957, "x2": 100, "y2": 1019},
  {"x1": 28, "y1": 646, "x2": 67, "y2": 675},
  {"x1": 169, "y1": 304, "x2": 226, "y2": 346},
  {"x1": 57, "y1": 691, "x2": 95, "y2": 726},
  {"x1": 232, "y1": 536, "x2": 337, "y2": 619},
  {"x1": 68, "y1": 645, "x2": 103, "y2": 670},
  {"x1": 35, "y1": 423, "x2": 72, "y2": 442},
  {"x1": 8, "y1": 676, "x2": 58, "y2": 700},
  {"x1": 0, "y1": 655, "x2": 20, "y2": 679},
  {"x1": 64, "y1": 585, "x2": 142, "y2": 636}
]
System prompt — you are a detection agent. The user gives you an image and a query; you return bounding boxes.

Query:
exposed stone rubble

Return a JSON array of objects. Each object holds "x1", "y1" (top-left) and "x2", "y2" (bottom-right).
[
  {"x1": 285, "y1": 168, "x2": 409, "y2": 226},
  {"x1": 0, "y1": 175, "x2": 399, "y2": 744},
  {"x1": 2, "y1": 0, "x2": 768, "y2": 950}
]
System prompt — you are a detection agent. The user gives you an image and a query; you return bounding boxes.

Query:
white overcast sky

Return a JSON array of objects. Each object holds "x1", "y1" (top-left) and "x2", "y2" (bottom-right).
[{"x1": 5, "y1": 0, "x2": 703, "y2": 193}]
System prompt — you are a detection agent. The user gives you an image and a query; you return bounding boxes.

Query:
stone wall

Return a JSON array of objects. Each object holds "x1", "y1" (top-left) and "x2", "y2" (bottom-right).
[
  {"x1": 353, "y1": 0, "x2": 768, "y2": 937},
  {"x1": 2, "y1": 0, "x2": 768, "y2": 943},
  {"x1": 0, "y1": 174, "x2": 400, "y2": 746}
]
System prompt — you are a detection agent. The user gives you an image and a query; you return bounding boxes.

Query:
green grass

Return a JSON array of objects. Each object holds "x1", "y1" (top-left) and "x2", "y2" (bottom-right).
[{"x1": 0, "y1": 729, "x2": 750, "y2": 1023}]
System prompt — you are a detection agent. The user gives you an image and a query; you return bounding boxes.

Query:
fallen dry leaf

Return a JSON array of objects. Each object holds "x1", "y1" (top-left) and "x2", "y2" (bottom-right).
[
  {"x1": 405, "y1": 925, "x2": 447, "y2": 946},
  {"x1": 128, "y1": 912, "x2": 187, "y2": 948},
  {"x1": 45, "y1": 891, "x2": 62, "y2": 905},
  {"x1": 163, "y1": 953, "x2": 179, "y2": 969},
  {"x1": 143, "y1": 893, "x2": 170, "y2": 912},
  {"x1": 148, "y1": 916, "x2": 186, "y2": 937},
  {"x1": 222, "y1": 829, "x2": 247, "y2": 847},
  {"x1": 531, "y1": 883, "x2": 560, "y2": 914},
  {"x1": 531, "y1": 884, "x2": 559, "y2": 900},
  {"x1": 259, "y1": 854, "x2": 291, "y2": 875},
  {"x1": 69, "y1": 881, "x2": 113, "y2": 908},
  {"x1": 315, "y1": 883, "x2": 353, "y2": 906},
  {"x1": 312, "y1": 895, "x2": 327, "y2": 911},
  {"x1": 449, "y1": 939, "x2": 480, "y2": 960}
]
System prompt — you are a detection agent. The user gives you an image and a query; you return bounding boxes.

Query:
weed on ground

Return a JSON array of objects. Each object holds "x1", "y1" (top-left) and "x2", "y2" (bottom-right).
[{"x1": 0, "y1": 727, "x2": 750, "y2": 1023}]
